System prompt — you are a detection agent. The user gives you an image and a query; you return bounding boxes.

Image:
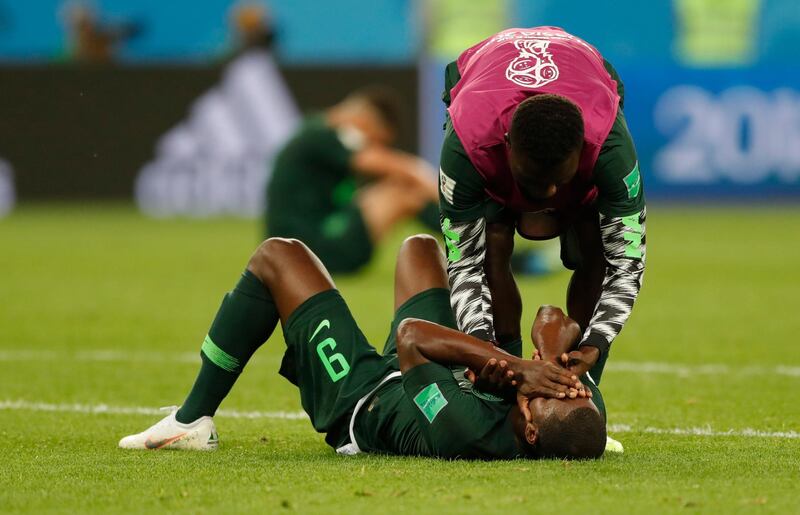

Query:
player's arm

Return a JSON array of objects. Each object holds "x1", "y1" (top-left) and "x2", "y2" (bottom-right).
[
  {"x1": 351, "y1": 145, "x2": 436, "y2": 188},
  {"x1": 484, "y1": 211, "x2": 523, "y2": 354},
  {"x1": 574, "y1": 206, "x2": 645, "y2": 363},
  {"x1": 396, "y1": 318, "x2": 581, "y2": 398},
  {"x1": 571, "y1": 116, "x2": 646, "y2": 375},
  {"x1": 327, "y1": 124, "x2": 437, "y2": 197},
  {"x1": 531, "y1": 305, "x2": 582, "y2": 362},
  {"x1": 439, "y1": 122, "x2": 496, "y2": 342}
]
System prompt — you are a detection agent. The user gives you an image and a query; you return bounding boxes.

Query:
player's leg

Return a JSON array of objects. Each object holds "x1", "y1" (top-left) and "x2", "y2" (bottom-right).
[
  {"x1": 174, "y1": 237, "x2": 334, "y2": 423},
  {"x1": 393, "y1": 233, "x2": 449, "y2": 310},
  {"x1": 562, "y1": 209, "x2": 611, "y2": 383},
  {"x1": 381, "y1": 234, "x2": 457, "y2": 357},
  {"x1": 119, "y1": 238, "x2": 335, "y2": 450},
  {"x1": 357, "y1": 176, "x2": 435, "y2": 243},
  {"x1": 246, "y1": 237, "x2": 335, "y2": 319},
  {"x1": 563, "y1": 209, "x2": 605, "y2": 331}
]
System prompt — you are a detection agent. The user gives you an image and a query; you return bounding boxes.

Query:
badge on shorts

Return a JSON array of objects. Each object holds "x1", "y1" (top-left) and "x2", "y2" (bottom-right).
[{"x1": 413, "y1": 383, "x2": 449, "y2": 423}]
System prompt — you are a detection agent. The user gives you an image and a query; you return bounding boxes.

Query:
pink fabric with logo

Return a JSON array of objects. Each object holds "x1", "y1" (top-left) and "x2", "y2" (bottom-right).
[{"x1": 448, "y1": 27, "x2": 619, "y2": 213}]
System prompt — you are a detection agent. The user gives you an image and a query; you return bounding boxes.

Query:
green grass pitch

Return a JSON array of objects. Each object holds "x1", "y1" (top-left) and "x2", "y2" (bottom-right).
[{"x1": 1, "y1": 203, "x2": 799, "y2": 513}]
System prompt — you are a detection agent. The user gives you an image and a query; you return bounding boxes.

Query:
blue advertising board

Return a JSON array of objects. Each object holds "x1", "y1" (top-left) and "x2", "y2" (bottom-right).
[
  {"x1": 418, "y1": 60, "x2": 800, "y2": 200},
  {"x1": 617, "y1": 65, "x2": 800, "y2": 199}
]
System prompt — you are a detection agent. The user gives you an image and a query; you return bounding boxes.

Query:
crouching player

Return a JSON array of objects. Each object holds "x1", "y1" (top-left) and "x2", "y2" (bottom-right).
[{"x1": 119, "y1": 235, "x2": 606, "y2": 459}]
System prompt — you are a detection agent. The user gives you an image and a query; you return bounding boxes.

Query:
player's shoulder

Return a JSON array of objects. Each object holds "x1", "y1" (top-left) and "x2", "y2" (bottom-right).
[{"x1": 593, "y1": 110, "x2": 645, "y2": 216}]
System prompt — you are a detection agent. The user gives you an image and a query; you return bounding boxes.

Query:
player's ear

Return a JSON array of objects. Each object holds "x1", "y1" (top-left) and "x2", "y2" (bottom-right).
[{"x1": 524, "y1": 422, "x2": 539, "y2": 446}]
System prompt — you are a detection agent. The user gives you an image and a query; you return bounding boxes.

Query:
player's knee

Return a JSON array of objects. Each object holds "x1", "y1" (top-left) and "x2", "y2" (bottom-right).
[
  {"x1": 400, "y1": 233, "x2": 440, "y2": 257},
  {"x1": 396, "y1": 318, "x2": 421, "y2": 350},
  {"x1": 248, "y1": 237, "x2": 307, "y2": 283}
]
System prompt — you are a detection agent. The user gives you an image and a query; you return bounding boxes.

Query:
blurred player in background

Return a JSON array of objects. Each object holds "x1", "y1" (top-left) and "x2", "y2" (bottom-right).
[
  {"x1": 439, "y1": 27, "x2": 646, "y2": 383},
  {"x1": 230, "y1": 1, "x2": 275, "y2": 54},
  {"x1": 266, "y1": 87, "x2": 440, "y2": 273},
  {"x1": 119, "y1": 234, "x2": 606, "y2": 460},
  {"x1": 63, "y1": 1, "x2": 142, "y2": 63}
]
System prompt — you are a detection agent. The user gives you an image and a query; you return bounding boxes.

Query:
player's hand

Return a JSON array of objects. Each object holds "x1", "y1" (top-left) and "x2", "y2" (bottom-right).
[
  {"x1": 512, "y1": 359, "x2": 582, "y2": 399},
  {"x1": 465, "y1": 358, "x2": 517, "y2": 396},
  {"x1": 515, "y1": 382, "x2": 591, "y2": 420},
  {"x1": 561, "y1": 347, "x2": 600, "y2": 378}
]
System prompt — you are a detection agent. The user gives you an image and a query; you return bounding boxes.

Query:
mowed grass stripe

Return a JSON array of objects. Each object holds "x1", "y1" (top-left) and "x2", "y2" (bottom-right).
[
  {"x1": 2, "y1": 399, "x2": 799, "y2": 440},
  {"x1": 2, "y1": 205, "x2": 799, "y2": 513},
  {"x1": 2, "y1": 349, "x2": 798, "y2": 377}
]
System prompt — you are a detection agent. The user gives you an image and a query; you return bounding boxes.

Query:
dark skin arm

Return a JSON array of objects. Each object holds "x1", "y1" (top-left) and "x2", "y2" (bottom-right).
[
  {"x1": 484, "y1": 221, "x2": 523, "y2": 344},
  {"x1": 531, "y1": 305, "x2": 582, "y2": 362},
  {"x1": 531, "y1": 306, "x2": 599, "y2": 391},
  {"x1": 520, "y1": 211, "x2": 604, "y2": 377},
  {"x1": 396, "y1": 318, "x2": 583, "y2": 399},
  {"x1": 352, "y1": 146, "x2": 438, "y2": 201}
]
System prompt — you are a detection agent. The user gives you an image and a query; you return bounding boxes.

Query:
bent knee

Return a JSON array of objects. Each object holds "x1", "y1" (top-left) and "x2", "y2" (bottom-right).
[
  {"x1": 248, "y1": 237, "x2": 309, "y2": 281},
  {"x1": 401, "y1": 233, "x2": 440, "y2": 253},
  {"x1": 396, "y1": 318, "x2": 421, "y2": 350}
]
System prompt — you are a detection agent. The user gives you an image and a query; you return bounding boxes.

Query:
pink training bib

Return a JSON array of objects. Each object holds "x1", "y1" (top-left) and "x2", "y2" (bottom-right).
[{"x1": 448, "y1": 27, "x2": 620, "y2": 213}]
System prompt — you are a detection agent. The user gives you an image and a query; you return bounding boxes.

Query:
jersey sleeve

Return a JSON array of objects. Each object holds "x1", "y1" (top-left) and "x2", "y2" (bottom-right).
[
  {"x1": 401, "y1": 362, "x2": 509, "y2": 459},
  {"x1": 593, "y1": 112, "x2": 644, "y2": 218},
  {"x1": 579, "y1": 208, "x2": 646, "y2": 355},
  {"x1": 439, "y1": 121, "x2": 496, "y2": 341},
  {"x1": 581, "y1": 112, "x2": 646, "y2": 355}
]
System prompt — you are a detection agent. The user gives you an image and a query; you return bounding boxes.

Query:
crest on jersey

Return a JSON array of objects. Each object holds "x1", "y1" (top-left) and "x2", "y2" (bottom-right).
[{"x1": 505, "y1": 39, "x2": 559, "y2": 88}]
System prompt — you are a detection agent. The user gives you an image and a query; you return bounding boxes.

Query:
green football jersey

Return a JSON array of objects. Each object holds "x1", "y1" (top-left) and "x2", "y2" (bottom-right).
[
  {"x1": 353, "y1": 363, "x2": 520, "y2": 459},
  {"x1": 354, "y1": 362, "x2": 606, "y2": 459},
  {"x1": 267, "y1": 115, "x2": 359, "y2": 233}
]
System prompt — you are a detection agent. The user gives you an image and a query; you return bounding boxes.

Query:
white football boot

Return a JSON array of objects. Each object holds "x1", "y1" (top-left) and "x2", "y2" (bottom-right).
[
  {"x1": 118, "y1": 406, "x2": 218, "y2": 451},
  {"x1": 605, "y1": 435, "x2": 624, "y2": 454}
]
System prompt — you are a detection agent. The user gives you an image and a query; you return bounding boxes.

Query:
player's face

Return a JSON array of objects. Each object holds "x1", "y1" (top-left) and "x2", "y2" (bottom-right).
[
  {"x1": 353, "y1": 108, "x2": 395, "y2": 147},
  {"x1": 528, "y1": 397, "x2": 559, "y2": 425},
  {"x1": 508, "y1": 145, "x2": 580, "y2": 201}
]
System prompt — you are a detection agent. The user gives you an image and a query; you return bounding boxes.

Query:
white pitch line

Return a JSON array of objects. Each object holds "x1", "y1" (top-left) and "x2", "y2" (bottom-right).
[
  {"x1": 0, "y1": 350, "x2": 200, "y2": 363},
  {"x1": 0, "y1": 400, "x2": 307, "y2": 420},
  {"x1": 0, "y1": 350, "x2": 282, "y2": 365},
  {"x1": 606, "y1": 361, "x2": 800, "y2": 378},
  {"x1": 608, "y1": 424, "x2": 800, "y2": 439},
  {"x1": 1, "y1": 399, "x2": 798, "y2": 440}
]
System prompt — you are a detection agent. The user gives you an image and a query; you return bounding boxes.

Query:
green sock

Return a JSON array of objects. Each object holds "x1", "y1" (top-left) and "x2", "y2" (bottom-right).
[
  {"x1": 417, "y1": 201, "x2": 441, "y2": 232},
  {"x1": 176, "y1": 270, "x2": 278, "y2": 423}
]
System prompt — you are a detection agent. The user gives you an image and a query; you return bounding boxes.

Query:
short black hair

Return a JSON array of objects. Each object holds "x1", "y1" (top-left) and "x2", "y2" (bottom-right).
[
  {"x1": 533, "y1": 406, "x2": 606, "y2": 460},
  {"x1": 349, "y1": 85, "x2": 402, "y2": 133},
  {"x1": 508, "y1": 94, "x2": 584, "y2": 172}
]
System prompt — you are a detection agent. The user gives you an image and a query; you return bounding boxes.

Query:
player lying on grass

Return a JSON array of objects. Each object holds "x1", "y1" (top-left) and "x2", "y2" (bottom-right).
[{"x1": 120, "y1": 235, "x2": 606, "y2": 459}]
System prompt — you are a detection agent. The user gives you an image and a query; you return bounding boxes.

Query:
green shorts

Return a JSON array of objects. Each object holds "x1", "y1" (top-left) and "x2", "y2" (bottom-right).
[
  {"x1": 269, "y1": 205, "x2": 373, "y2": 274},
  {"x1": 278, "y1": 287, "x2": 456, "y2": 449}
]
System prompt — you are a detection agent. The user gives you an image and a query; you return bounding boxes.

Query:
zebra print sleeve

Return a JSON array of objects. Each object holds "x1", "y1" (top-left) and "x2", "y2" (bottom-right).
[
  {"x1": 579, "y1": 207, "x2": 647, "y2": 354},
  {"x1": 441, "y1": 216, "x2": 494, "y2": 342}
]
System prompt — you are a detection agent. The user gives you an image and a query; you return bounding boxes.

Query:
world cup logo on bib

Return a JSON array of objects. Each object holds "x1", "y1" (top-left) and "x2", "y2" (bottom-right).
[{"x1": 505, "y1": 39, "x2": 559, "y2": 88}]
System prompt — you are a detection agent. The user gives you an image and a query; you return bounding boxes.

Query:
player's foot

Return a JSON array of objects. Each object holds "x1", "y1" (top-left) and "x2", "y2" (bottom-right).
[
  {"x1": 605, "y1": 435, "x2": 624, "y2": 454},
  {"x1": 118, "y1": 406, "x2": 218, "y2": 451}
]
